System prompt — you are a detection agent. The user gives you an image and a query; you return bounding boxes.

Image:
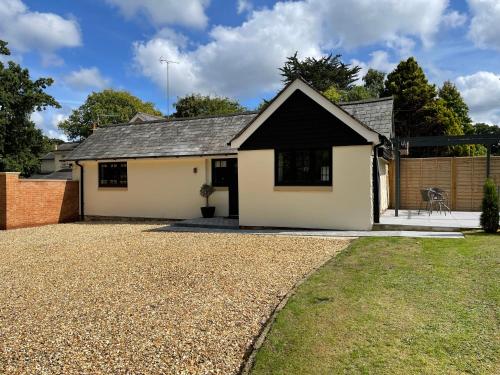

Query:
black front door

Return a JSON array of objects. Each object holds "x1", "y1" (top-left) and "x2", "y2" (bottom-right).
[{"x1": 227, "y1": 159, "x2": 239, "y2": 216}]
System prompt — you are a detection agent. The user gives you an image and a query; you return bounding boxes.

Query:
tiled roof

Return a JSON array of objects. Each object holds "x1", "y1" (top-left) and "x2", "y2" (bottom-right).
[
  {"x1": 129, "y1": 112, "x2": 165, "y2": 123},
  {"x1": 339, "y1": 97, "x2": 394, "y2": 139},
  {"x1": 56, "y1": 142, "x2": 80, "y2": 151},
  {"x1": 64, "y1": 113, "x2": 257, "y2": 161},
  {"x1": 40, "y1": 152, "x2": 55, "y2": 160},
  {"x1": 65, "y1": 97, "x2": 393, "y2": 161}
]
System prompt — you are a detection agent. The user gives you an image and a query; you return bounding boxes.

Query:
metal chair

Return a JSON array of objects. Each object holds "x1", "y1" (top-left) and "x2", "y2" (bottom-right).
[
  {"x1": 418, "y1": 188, "x2": 435, "y2": 215},
  {"x1": 431, "y1": 187, "x2": 451, "y2": 215}
]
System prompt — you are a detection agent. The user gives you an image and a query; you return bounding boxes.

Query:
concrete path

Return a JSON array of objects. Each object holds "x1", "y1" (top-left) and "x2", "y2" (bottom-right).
[
  {"x1": 156, "y1": 225, "x2": 464, "y2": 239},
  {"x1": 380, "y1": 210, "x2": 480, "y2": 229}
]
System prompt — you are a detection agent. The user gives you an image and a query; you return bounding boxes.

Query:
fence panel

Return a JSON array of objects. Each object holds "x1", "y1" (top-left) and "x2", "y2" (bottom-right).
[{"x1": 389, "y1": 156, "x2": 500, "y2": 211}]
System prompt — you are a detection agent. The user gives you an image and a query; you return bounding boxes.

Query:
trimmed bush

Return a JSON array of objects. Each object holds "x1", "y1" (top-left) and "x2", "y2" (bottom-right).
[{"x1": 480, "y1": 178, "x2": 499, "y2": 233}]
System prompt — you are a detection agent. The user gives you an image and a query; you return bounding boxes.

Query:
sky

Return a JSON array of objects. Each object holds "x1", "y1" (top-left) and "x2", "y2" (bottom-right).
[{"x1": 1, "y1": 0, "x2": 500, "y2": 140}]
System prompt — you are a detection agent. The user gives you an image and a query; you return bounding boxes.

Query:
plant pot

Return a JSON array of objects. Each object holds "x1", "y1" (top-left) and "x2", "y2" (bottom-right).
[{"x1": 201, "y1": 206, "x2": 215, "y2": 218}]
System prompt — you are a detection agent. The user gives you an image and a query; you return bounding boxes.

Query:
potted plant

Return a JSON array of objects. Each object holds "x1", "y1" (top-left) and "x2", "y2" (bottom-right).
[{"x1": 200, "y1": 183, "x2": 216, "y2": 218}]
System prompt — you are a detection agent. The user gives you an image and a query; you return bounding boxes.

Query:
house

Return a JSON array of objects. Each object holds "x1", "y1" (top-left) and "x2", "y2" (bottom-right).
[
  {"x1": 65, "y1": 78, "x2": 393, "y2": 230},
  {"x1": 36, "y1": 142, "x2": 80, "y2": 180},
  {"x1": 129, "y1": 112, "x2": 165, "y2": 123}
]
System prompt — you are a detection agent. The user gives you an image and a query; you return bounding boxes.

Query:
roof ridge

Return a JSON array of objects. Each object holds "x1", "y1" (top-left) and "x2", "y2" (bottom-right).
[
  {"x1": 102, "y1": 111, "x2": 259, "y2": 129},
  {"x1": 338, "y1": 96, "x2": 394, "y2": 105}
]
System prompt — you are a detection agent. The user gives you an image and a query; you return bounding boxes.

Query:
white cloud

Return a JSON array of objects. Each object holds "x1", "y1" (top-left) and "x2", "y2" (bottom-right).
[
  {"x1": 105, "y1": 0, "x2": 210, "y2": 29},
  {"x1": 237, "y1": 0, "x2": 253, "y2": 14},
  {"x1": 313, "y1": 0, "x2": 448, "y2": 48},
  {"x1": 456, "y1": 71, "x2": 500, "y2": 124},
  {"x1": 31, "y1": 109, "x2": 69, "y2": 140},
  {"x1": 133, "y1": 0, "x2": 450, "y2": 99},
  {"x1": 468, "y1": 0, "x2": 500, "y2": 50},
  {"x1": 0, "y1": 0, "x2": 81, "y2": 64},
  {"x1": 64, "y1": 67, "x2": 111, "y2": 91},
  {"x1": 352, "y1": 50, "x2": 398, "y2": 84},
  {"x1": 442, "y1": 10, "x2": 467, "y2": 28}
]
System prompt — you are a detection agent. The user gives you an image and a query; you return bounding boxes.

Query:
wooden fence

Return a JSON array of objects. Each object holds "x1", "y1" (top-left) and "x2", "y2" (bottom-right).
[{"x1": 389, "y1": 156, "x2": 500, "y2": 211}]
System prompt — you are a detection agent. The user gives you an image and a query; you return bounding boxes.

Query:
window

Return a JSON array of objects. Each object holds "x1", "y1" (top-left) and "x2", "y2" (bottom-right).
[
  {"x1": 212, "y1": 159, "x2": 229, "y2": 186},
  {"x1": 275, "y1": 149, "x2": 332, "y2": 186},
  {"x1": 98, "y1": 162, "x2": 128, "y2": 188}
]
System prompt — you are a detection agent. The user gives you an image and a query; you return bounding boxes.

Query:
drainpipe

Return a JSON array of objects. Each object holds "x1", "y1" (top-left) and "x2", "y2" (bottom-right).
[
  {"x1": 75, "y1": 160, "x2": 84, "y2": 220},
  {"x1": 372, "y1": 139, "x2": 384, "y2": 224}
]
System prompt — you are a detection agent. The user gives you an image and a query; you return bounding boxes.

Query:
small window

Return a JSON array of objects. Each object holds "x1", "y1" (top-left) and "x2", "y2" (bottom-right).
[
  {"x1": 98, "y1": 162, "x2": 127, "y2": 188},
  {"x1": 275, "y1": 149, "x2": 332, "y2": 186},
  {"x1": 212, "y1": 159, "x2": 229, "y2": 186}
]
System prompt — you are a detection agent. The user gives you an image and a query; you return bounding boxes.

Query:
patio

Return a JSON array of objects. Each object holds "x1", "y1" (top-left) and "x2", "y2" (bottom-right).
[{"x1": 378, "y1": 209, "x2": 481, "y2": 231}]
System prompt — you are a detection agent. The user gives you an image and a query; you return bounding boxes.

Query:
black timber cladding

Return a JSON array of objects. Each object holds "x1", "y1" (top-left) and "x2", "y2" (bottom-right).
[{"x1": 239, "y1": 90, "x2": 370, "y2": 150}]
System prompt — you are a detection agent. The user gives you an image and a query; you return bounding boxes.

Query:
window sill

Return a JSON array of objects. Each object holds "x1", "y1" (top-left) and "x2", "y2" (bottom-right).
[
  {"x1": 98, "y1": 187, "x2": 128, "y2": 191},
  {"x1": 273, "y1": 186, "x2": 333, "y2": 192},
  {"x1": 214, "y1": 186, "x2": 228, "y2": 191}
]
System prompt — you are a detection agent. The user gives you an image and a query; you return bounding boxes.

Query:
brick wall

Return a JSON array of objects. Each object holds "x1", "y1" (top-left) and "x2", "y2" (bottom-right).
[{"x1": 0, "y1": 172, "x2": 79, "y2": 230}]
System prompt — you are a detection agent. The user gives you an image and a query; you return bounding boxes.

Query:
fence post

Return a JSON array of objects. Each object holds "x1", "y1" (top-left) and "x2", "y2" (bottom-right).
[
  {"x1": 451, "y1": 158, "x2": 457, "y2": 210},
  {"x1": 486, "y1": 145, "x2": 491, "y2": 178},
  {"x1": 395, "y1": 140, "x2": 400, "y2": 217}
]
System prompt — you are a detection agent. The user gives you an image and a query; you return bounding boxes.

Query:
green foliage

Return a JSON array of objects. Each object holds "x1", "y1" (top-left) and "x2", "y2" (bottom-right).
[
  {"x1": 322, "y1": 86, "x2": 343, "y2": 103},
  {"x1": 59, "y1": 90, "x2": 162, "y2": 140},
  {"x1": 340, "y1": 86, "x2": 374, "y2": 102},
  {"x1": 480, "y1": 178, "x2": 499, "y2": 233},
  {"x1": 280, "y1": 52, "x2": 361, "y2": 92},
  {"x1": 199, "y1": 183, "x2": 215, "y2": 207},
  {"x1": 256, "y1": 99, "x2": 271, "y2": 112},
  {"x1": 323, "y1": 85, "x2": 374, "y2": 103},
  {"x1": 384, "y1": 57, "x2": 437, "y2": 138},
  {"x1": 473, "y1": 122, "x2": 500, "y2": 136},
  {"x1": 439, "y1": 81, "x2": 474, "y2": 135},
  {"x1": 363, "y1": 68, "x2": 386, "y2": 97},
  {"x1": 173, "y1": 94, "x2": 246, "y2": 118},
  {"x1": 0, "y1": 40, "x2": 60, "y2": 176}
]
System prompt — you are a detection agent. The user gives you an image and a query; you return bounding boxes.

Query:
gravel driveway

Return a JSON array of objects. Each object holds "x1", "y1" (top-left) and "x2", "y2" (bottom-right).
[{"x1": 0, "y1": 223, "x2": 349, "y2": 374}]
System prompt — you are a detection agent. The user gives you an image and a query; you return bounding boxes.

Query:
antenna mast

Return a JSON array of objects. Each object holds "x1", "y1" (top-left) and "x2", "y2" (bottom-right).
[{"x1": 159, "y1": 57, "x2": 179, "y2": 116}]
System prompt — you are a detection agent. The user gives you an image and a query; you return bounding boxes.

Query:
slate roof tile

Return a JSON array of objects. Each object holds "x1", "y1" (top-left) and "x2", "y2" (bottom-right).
[{"x1": 65, "y1": 98, "x2": 393, "y2": 161}]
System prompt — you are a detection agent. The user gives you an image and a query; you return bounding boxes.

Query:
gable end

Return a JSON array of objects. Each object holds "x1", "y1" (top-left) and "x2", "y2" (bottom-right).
[{"x1": 239, "y1": 90, "x2": 370, "y2": 150}]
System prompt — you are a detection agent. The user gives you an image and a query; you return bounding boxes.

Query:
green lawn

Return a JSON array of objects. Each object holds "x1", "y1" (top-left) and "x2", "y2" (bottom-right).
[{"x1": 251, "y1": 234, "x2": 500, "y2": 375}]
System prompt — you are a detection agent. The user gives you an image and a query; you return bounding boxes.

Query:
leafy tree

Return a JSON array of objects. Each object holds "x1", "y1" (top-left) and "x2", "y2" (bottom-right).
[
  {"x1": 58, "y1": 90, "x2": 162, "y2": 140},
  {"x1": 256, "y1": 99, "x2": 271, "y2": 111},
  {"x1": 439, "y1": 81, "x2": 474, "y2": 135},
  {"x1": 322, "y1": 85, "x2": 373, "y2": 103},
  {"x1": 473, "y1": 123, "x2": 500, "y2": 155},
  {"x1": 173, "y1": 94, "x2": 246, "y2": 118},
  {"x1": 0, "y1": 40, "x2": 60, "y2": 176},
  {"x1": 473, "y1": 123, "x2": 500, "y2": 136},
  {"x1": 363, "y1": 69, "x2": 386, "y2": 97},
  {"x1": 384, "y1": 57, "x2": 437, "y2": 138},
  {"x1": 480, "y1": 178, "x2": 499, "y2": 233},
  {"x1": 280, "y1": 52, "x2": 361, "y2": 92}
]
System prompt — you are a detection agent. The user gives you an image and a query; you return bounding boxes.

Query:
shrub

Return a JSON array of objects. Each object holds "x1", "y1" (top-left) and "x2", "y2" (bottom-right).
[
  {"x1": 480, "y1": 178, "x2": 499, "y2": 233},
  {"x1": 200, "y1": 184, "x2": 215, "y2": 207}
]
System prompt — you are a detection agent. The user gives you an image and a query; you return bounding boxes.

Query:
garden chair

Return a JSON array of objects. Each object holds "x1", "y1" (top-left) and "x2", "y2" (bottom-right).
[
  {"x1": 418, "y1": 188, "x2": 435, "y2": 215},
  {"x1": 431, "y1": 187, "x2": 452, "y2": 215}
]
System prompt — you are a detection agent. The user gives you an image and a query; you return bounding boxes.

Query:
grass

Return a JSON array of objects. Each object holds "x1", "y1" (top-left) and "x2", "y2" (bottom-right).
[{"x1": 251, "y1": 234, "x2": 500, "y2": 375}]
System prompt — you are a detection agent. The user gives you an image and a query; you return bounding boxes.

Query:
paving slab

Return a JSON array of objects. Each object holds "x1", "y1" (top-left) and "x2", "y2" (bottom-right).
[
  {"x1": 156, "y1": 226, "x2": 464, "y2": 239},
  {"x1": 380, "y1": 209, "x2": 480, "y2": 230}
]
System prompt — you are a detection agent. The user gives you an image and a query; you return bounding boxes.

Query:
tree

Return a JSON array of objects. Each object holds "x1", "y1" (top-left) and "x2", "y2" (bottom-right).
[
  {"x1": 322, "y1": 85, "x2": 373, "y2": 103},
  {"x1": 58, "y1": 90, "x2": 162, "y2": 140},
  {"x1": 480, "y1": 178, "x2": 499, "y2": 233},
  {"x1": 384, "y1": 57, "x2": 437, "y2": 138},
  {"x1": 280, "y1": 52, "x2": 361, "y2": 92},
  {"x1": 173, "y1": 94, "x2": 246, "y2": 118},
  {"x1": 0, "y1": 40, "x2": 60, "y2": 176},
  {"x1": 439, "y1": 81, "x2": 474, "y2": 135},
  {"x1": 473, "y1": 123, "x2": 500, "y2": 155},
  {"x1": 473, "y1": 123, "x2": 500, "y2": 136},
  {"x1": 363, "y1": 69, "x2": 386, "y2": 97}
]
